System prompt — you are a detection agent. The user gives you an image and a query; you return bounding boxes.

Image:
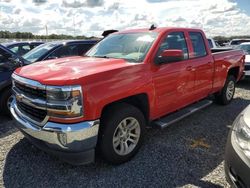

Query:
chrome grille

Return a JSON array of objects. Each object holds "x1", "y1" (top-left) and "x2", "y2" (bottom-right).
[
  {"x1": 12, "y1": 74, "x2": 48, "y2": 126},
  {"x1": 15, "y1": 81, "x2": 46, "y2": 100},
  {"x1": 17, "y1": 101, "x2": 47, "y2": 122}
]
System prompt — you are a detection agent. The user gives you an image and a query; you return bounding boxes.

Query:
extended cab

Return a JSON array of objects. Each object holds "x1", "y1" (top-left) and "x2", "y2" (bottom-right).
[{"x1": 10, "y1": 27, "x2": 245, "y2": 165}]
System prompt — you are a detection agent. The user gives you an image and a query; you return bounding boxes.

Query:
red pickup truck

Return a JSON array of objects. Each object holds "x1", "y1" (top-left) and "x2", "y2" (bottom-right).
[{"x1": 10, "y1": 27, "x2": 245, "y2": 165}]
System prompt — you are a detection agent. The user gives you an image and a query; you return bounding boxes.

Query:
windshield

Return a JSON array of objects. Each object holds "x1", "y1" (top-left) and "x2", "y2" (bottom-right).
[
  {"x1": 22, "y1": 43, "x2": 57, "y2": 63},
  {"x1": 237, "y1": 44, "x2": 250, "y2": 55},
  {"x1": 86, "y1": 32, "x2": 158, "y2": 62}
]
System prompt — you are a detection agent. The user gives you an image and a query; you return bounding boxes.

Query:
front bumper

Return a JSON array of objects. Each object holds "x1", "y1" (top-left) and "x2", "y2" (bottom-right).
[
  {"x1": 10, "y1": 99, "x2": 100, "y2": 165},
  {"x1": 225, "y1": 118, "x2": 250, "y2": 188}
]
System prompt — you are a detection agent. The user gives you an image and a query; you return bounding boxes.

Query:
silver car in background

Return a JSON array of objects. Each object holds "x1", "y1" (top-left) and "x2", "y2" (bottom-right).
[
  {"x1": 236, "y1": 42, "x2": 250, "y2": 77},
  {"x1": 229, "y1": 39, "x2": 250, "y2": 48}
]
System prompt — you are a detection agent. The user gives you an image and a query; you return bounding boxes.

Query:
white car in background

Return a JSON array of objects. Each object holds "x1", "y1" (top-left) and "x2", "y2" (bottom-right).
[
  {"x1": 207, "y1": 38, "x2": 220, "y2": 48},
  {"x1": 236, "y1": 42, "x2": 250, "y2": 77},
  {"x1": 229, "y1": 39, "x2": 250, "y2": 48}
]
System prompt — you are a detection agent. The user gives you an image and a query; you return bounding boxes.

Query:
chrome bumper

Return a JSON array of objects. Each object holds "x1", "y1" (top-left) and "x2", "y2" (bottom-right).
[{"x1": 10, "y1": 99, "x2": 100, "y2": 153}]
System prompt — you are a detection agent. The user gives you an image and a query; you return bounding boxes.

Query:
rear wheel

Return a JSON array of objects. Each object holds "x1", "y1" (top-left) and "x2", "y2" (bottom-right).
[
  {"x1": 215, "y1": 75, "x2": 236, "y2": 105},
  {"x1": 99, "y1": 103, "x2": 146, "y2": 164},
  {"x1": 0, "y1": 87, "x2": 12, "y2": 116}
]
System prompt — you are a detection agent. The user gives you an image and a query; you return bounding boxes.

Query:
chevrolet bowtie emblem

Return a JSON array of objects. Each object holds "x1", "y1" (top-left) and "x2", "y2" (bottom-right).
[{"x1": 16, "y1": 94, "x2": 23, "y2": 102}]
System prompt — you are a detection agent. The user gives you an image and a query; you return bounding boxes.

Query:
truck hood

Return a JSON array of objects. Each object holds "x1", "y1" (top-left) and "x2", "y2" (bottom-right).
[{"x1": 15, "y1": 56, "x2": 136, "y2": 85}]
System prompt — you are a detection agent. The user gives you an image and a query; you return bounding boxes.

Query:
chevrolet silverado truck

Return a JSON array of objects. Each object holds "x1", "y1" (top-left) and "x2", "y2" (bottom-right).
[{"x1": 10, "y1": 27, "x2": 245, "y2": 165}]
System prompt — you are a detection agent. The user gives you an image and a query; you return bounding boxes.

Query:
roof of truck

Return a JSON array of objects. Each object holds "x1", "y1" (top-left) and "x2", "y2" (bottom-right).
[{"x1": 117, "y1": 27, "x2": 203, "y2": 34}]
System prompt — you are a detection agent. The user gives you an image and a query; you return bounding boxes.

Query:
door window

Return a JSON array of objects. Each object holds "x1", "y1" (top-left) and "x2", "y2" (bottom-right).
[
  {"x1": 10, "y1": 45, "x2": 31, "y2": 56},
  {"x1": 47, "y1": 44, "x2": 79, "y2": 59},
  {"x1": 20, "y1": 45, "x2": 31, "y2": 55},
  {"x1": 77, "y1": 43, "x2": 95, "y2": 55},
  {"x1": 9, "y1": 46, "x2": 19, "y2": 54},
  {"x1": 189, "y1": 32, "x2": 207, "y2": 58},
  {"x1": 157, "y1": 32, "x2": 189, "y2": 61}
]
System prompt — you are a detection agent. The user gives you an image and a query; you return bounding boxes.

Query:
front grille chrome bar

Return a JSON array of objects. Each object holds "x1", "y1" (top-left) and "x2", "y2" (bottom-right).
[
  {"x1": 13, "y1": 87, "x2": 47, "y2": 110},
  {"x1": 12, "y1": 73, "x2": 46, "y2": 90},
  {"x1": 12, "y1": 74, "x2": 78, "y2": 126},
  {"x1": 12, "y1": 74, "x2": 49, "y2": 126}
]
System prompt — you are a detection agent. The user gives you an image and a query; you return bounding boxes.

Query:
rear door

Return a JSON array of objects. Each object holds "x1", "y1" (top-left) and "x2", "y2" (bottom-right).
[
  {"x1": 152, "y1": 31, "x2": 196, "y2": 116},
  {"x1": 188, "y1": 32, "x2": 214, "y2": 99}
]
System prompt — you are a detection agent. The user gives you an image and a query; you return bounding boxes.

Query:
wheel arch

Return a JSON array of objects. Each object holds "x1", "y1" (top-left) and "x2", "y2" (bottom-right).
[
  {"x1": 100, "y1": 93, "x2": 150, "y2": 124},
  {"x1": 228, "y1": 66, "x2": 240, "y2": 81}
]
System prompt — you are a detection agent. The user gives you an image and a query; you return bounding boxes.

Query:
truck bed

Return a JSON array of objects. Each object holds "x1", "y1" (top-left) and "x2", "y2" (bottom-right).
[
  {"x1": 212, "y1": 49, "x2": 244, "y2": 63},
  {"x1": 211, "y1": 49, "x2": 245, "y2": 92},
  {"x1": 211, "y1": 47, "x2": 233, "y2": 53}
]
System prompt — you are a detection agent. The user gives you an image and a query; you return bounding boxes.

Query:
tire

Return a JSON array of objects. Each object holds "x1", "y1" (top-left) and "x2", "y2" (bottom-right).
[
  {"x1": 215, "y1": 75, "x2": 236, "y2": 105},
  {"x1": 0, "y1": 87, "x2": 13, "y2": 116},
  {"x1": 99, "y1": 103, "x2": 146, "y2": 164}
]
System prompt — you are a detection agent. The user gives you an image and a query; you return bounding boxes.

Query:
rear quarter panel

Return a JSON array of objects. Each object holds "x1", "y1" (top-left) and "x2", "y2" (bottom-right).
[{"x1": 212, "y1": 50, "x2": 245, "y2": 93}]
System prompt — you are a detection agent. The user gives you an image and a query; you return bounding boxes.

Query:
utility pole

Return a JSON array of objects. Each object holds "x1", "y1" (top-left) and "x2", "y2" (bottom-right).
[
  {"x1": 45, "y1": 24, "x2": 48, "y2": 41},
  {"x1": 73, "y1": 15, "x2": 75, "y2": 37}
]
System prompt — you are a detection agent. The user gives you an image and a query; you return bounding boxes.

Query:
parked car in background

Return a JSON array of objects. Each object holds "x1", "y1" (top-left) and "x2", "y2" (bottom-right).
[
  {"x1": 207, "y1": 38, "x2": 220, "y2": 48},
  {"x1": 0, "y1": 40, "x2": 97, "y2": 116},
  {"x1": 3, "y1": 41, "x2": 43, "y2": 56},
  {"x1": 22, "y1": 40, "x2": 98, "y2": 63},
  {"x1": 10, "y1": 27, "x2": 245, "y2": 165},
  {"x1": 236, "y1": 42, "x2": 250, "y2": 77},
  {"x1": 229, "y1": 39, "x2": 250, "y2": 48},
  {"x1": 225, "y1": 105, "x2": 250, "y2": 188},
  {"x1": 0, "y1": 44, "x2": 26, "y2": 115}
]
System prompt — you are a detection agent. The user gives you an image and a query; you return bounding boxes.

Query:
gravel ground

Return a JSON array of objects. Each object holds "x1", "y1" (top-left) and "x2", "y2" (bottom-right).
[{"x1": 1, "y1": 80, "x2": 250, "y2": 188}]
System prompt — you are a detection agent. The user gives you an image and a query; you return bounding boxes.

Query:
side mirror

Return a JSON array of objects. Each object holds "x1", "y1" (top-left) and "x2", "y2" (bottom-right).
[{"x1": 157, "y1": 49, "x2": 184, "y2": 64}]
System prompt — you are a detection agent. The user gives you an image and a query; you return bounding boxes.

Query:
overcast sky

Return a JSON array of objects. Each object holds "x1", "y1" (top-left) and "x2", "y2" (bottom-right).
[{"x1": 0, "y1": 0, "x2": 250, "y2": 37}]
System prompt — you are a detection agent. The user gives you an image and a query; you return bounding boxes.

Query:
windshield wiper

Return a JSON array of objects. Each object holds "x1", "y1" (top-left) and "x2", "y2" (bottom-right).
[{"x1": 92, "y1": 55, "x2": 110, "y2": 58}]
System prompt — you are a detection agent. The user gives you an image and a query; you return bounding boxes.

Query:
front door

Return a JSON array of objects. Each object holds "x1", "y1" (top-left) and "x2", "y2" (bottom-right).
[{"x1": 152, "y1": 31, "x2": 196, "y2": 117}]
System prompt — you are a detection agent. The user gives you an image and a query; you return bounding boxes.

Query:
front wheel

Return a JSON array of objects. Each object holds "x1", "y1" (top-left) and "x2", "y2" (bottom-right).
[
  {"x1": 215, "y1": 75, "x2": 236, "y2": 105},
  {"x1": 99, "y1": 103, "x2": 146, "y2": 164}
]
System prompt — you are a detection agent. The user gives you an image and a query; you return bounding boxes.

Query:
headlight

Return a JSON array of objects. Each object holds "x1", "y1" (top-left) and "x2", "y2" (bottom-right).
[
  {"x1": 46, "y1": 85, "x2": 83, "y2": 119},
  {"x1": 234, "y1": 115, "x2": 250, "y2": 158}
]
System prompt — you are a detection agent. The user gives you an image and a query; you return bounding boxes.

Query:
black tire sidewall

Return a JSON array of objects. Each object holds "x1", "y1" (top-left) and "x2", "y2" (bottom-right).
[
  {"x1": 218, "y1": 75, "x2": 236, "y2": 105},
  {"x1": 0, "y1": 88, "x2": 12, "y2": 115},
  {"x1": 99, "y1": 103, "x2": 146, "y2": 164}
]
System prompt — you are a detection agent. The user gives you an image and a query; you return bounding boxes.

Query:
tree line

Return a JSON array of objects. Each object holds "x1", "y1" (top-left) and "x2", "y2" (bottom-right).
[
  {"x1": 1, "y1": 30, "x2": 250, "y2": 43},
  {"x1": 0, "y1": 30, "x2": 98, "y2": 40}
]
